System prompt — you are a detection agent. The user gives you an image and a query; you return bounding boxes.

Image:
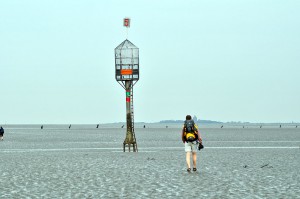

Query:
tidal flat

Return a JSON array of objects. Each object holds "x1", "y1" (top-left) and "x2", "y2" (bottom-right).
[{"x1": 0, "y1": 124, "x2": 299, "y2": 198}]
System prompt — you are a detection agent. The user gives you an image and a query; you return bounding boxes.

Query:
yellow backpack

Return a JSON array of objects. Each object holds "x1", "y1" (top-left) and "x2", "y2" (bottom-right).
[
  {"x1": 185, "y1": 132, "x2": 196, "y2": 142},
  {"x1": 183, "y1": 120, "x2": 197, "y2": 142}
]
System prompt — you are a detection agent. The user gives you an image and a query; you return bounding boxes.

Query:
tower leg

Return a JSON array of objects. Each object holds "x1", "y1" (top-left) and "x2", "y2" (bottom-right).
[{"x1": 123, "y1": 81, "x2": 138, "y2": 152}]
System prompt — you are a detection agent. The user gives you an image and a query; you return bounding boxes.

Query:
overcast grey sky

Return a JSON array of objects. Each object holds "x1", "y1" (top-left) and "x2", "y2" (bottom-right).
[{"x1": 1, "y1": 0, "x2": 299, "y2": 124}]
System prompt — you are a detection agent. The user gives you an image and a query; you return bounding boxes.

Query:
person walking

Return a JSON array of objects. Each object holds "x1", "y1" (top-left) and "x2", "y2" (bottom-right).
[
  {"x1": 0, "y1": 126, "x2": 4, "y2": 141},
  {"x1": 182, "y1": 115, "x2": 202, "y2": 172}
]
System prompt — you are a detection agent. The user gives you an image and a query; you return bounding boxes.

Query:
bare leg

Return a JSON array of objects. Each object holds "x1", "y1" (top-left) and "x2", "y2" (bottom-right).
[
  {"x1": 192, "y1": 152, "x2": 197, "y2": 168},
  {"x1": 186, "y1": 152, "x2": 191, "y2": 169}
]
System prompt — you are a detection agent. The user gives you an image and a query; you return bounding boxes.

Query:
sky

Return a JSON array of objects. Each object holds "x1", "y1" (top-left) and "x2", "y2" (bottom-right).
[{"x1": 1, "y1": 0, "x2": 299, "y2": 124}]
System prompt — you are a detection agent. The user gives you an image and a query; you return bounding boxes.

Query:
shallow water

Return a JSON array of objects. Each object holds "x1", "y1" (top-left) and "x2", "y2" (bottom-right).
[{"x1": 0, "y1": 125, "x2": 299, "y2": 198}]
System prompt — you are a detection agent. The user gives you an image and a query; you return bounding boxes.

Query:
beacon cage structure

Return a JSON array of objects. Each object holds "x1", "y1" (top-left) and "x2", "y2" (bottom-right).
[
  {"x1": 114, "y1": 38, "x2": 139, "y2": 152},
  {"x1": 115, "y1": 39, "x2": 139, "y2": 86}
]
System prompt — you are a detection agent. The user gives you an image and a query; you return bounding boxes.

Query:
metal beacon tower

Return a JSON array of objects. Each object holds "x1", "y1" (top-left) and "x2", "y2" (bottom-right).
[{"x1": 115, "y1": 18, "x2": 139, "y2": 152}]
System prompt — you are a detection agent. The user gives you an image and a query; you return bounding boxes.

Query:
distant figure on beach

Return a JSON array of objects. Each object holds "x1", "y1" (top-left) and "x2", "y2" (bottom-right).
[
  {"x1": 260, "y1": 125, "x2": 262, "y2": 128},
  {"x1": 243, "y1": 126, "x2": 244, "y2": 128},
  {"x1": 69, "y1": 124, "x2": 71, "y2": 129},
  {"x1": 121, "y1": 125, "x2": 124, "y2": 128},
  {"x1": 143, "y1": 125, "x2": 146, "y2": 128},
  {"x1": 221, "y1": 125, "x2": 223, "y2": 128},
  {"x1": 296, "y1": 126, "x2": 298, "y2": 128},
  {"x1": 280, "y1": 125, "x2": 281, "y2": 128},
  {"x1": 166, "y1": 126, "x2": 168, "y2": 128},
  {"x1": 96, "y1": 124, "x2": 99, "y2": 128},
  {"x1": 0, "y1": 126, "x2": 4, "y2": 141},
  {"x1": 41, "y1": 125, "x2": 43, "y2": 129},
  {"x1": 182, "y1": 115, "x2": 202, "y2": 172}
]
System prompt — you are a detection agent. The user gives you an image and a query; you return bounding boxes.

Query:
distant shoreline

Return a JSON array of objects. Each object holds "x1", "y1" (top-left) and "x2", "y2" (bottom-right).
[
  {"x1": 158, "y1": 120, "x2": 300, "y2": 125},
  {"x1": 1, "y1": 121, "x2": 299, "y2": 125}
]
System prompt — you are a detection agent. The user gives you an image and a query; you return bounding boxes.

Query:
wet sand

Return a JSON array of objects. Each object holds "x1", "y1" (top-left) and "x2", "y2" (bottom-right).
[{"x1": 0, "y1": 125, "x2": 300, "y2": 198}]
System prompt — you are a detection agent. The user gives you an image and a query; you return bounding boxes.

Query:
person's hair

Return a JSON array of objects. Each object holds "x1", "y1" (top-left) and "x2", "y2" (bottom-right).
[{"x1": 186, "y1": 115, "x2": 192, "y2": 120}]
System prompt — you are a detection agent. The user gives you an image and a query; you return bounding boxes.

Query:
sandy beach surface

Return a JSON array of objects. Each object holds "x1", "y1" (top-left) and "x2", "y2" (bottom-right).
[{"x1": 0, "y1": 124, "x2": 299, "y2": 198}]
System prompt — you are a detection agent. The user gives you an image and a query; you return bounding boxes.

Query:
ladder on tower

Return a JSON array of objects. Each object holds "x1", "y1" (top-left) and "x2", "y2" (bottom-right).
[{"x1": 130, "y1": 86, "x2": 138, "y2": 152}]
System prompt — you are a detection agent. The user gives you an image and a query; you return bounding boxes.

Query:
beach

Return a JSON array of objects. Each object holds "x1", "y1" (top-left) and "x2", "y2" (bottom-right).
[{"x1": 0, "y1": 124, "x2": 299, "y2": 198}]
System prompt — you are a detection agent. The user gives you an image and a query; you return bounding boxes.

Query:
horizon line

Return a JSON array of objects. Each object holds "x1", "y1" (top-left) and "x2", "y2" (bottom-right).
[{"x1": 1, "y1": 121, "x2": 300, "y2": 125}]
